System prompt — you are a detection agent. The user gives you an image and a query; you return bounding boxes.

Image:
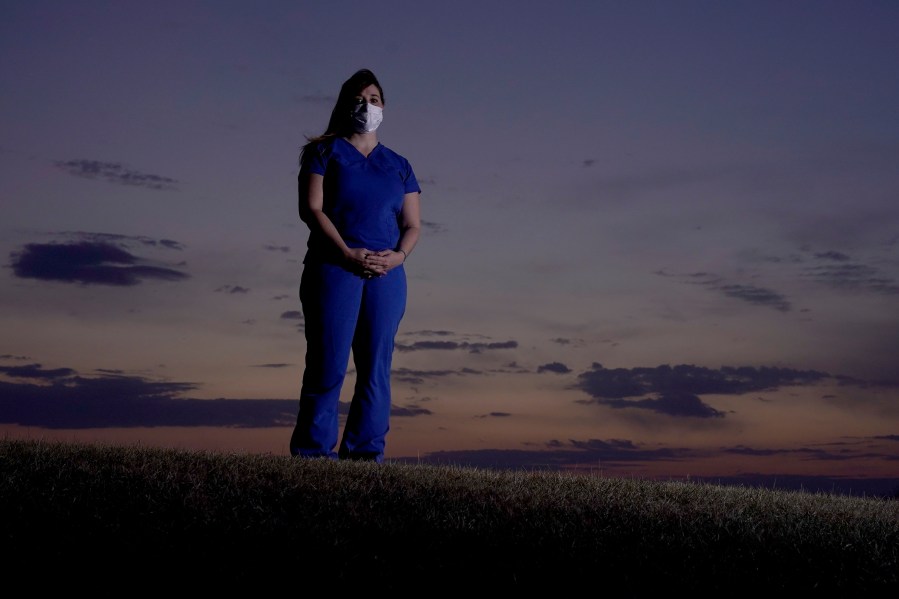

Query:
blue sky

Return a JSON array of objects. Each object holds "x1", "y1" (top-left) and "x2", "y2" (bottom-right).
[{"x1": 2, "y1": 0, "x2": 898, "y2": 496}]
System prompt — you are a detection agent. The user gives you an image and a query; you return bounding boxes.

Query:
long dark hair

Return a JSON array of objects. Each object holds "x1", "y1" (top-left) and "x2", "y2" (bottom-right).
[{"x1": 299, "y1": 69, "x2": 385, "y2": 166}]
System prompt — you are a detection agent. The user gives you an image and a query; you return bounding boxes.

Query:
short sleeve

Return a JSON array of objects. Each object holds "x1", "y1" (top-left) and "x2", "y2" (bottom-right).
[
  {"x1": 300, "y1": 142, "x2": 329, "y2": 177},
  {"x1": 403, "y1": 159, "x2": 421, "y2": 195}
]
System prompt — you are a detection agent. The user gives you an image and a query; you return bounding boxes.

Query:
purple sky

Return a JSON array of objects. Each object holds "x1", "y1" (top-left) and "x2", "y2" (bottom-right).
[{"x1": 2, "y1": 1, "x2": 898, "y2": 496}]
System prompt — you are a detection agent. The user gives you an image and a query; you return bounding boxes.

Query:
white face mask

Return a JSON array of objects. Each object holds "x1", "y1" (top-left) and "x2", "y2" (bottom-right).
[{"x1": 351, "y1": 102, "x2": 383, "y2": 133}]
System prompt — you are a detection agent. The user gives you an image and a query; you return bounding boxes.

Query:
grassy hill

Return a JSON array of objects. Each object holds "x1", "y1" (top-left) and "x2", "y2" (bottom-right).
[{"x1": 1, "y1": 438, "x2": 896, "y2": 592}]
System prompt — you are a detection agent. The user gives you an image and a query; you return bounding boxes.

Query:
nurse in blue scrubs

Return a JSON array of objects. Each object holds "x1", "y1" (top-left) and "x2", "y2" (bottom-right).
[{"x1": 289, "y1": 69, "x2": 422, "y2": 462}]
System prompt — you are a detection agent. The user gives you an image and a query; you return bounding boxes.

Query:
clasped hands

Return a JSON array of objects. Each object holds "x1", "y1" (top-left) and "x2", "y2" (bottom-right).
[{"x1": 348, "y1": 248, "x2": 404, "y2": 279}]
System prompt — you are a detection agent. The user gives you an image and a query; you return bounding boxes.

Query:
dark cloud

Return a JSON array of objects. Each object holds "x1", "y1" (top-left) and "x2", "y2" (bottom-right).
[
  {"x1": 280, "y1": 310, "x2": 304, "y2": 333},
  {"x1": 392, "y1": 367, "x2": 482, "y2": 385},
  {"x1": 397, "y1": 340, "x2": 461, "y2": 351},
  {"x1": 537, "y1": 362, "x2": 571, "y2": 374},
  {"x1": 395, "y1": 339, "x2": 518, "y2": 353},
  {"x1": 723, "y1": 445, "x2": 831, "y2": 458},
  {"x1": 660, "y1": 270, "x2": 793, "y2": 311},
  {"x1": 814, "y1": 251, "x2": 851, "y2": 261},
  {"x1": 683, "y1": 474, "x2": 898, "y2": 498},
  {"x1": 599, "y1": 392, "x2": 726, "y2": 418},
  {"x1": 490, "y1": 362, "x2": 531, "y2": 374},
  {"x1": 715, "y1": 284, "x2": 791, "y2": 311},
  {"x1": 737, "y1": 248, "x2": 899, "y2": 298},
  {"x1": 0, "y1": 363, "x2": 76, "y2": 380},
  {"x1": 396, "y1": 438, "x2": 696, "y2": 470},
  {"x1": 215, "y1": 285, "x2": 250, "y2": 294},
  {"x1": 158, "y1": 239, "x2": 183, "y2": 250},
  {"x1": 0, "y1": 363, "x2": 424, "y2": 428},
  {"x1": 573, "y1": 363, "x2": 831, "y2": 418},
  {"x1": 9, "y1": 241, "x2": 189, "y2": 286},
  {"x1": 403, "y1": 329, "x2": 454, "y2": 337},
  {"x1": 690, "y1": 273, "x2": 790, "y2": 311},
  {"x1": 801, "y1": 262, "x2": 899, "y2": 295},
  {"x1": 54, "y1": 159, "x2": 179, "y2": 190},
  {"x1": 393, "y1": 440, "x2": 898, "y2": 496},
  {"x1": 549, "y1": 337, "x2": 586, "y2": 347},
  {"x1": 390, "y1": 405, "x2": 432, "y2": 417},
  {"x1": 722, "y1": 441, "x2": 899, "y2": 465},
  {"x1": 53, "y1": 231, "x2": 185, "y2": 251},
  {"x1": 421, "y1": 220, "x2": 447, "y2": 234}
]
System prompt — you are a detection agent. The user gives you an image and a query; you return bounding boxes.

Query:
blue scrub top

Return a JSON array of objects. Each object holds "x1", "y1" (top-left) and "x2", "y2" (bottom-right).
[{"x1": 301, "y1": 137, "x2": 421, "y2": 264}]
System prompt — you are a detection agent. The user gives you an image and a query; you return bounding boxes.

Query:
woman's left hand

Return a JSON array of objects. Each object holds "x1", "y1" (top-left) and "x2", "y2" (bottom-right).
[{"x1": 362, "y1": 250, "x2": 404, "y2": 277}]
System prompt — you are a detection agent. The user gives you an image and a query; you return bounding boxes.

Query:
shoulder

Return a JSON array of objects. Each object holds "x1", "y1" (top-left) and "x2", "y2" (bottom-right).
[
  {"x1": 374, "y1": 143, "x2": 414, "y2": 168},
  {"x1": 307, "y1": 136, "x2": 339, "y2": 157},
  {"x1": 301, "y1": 137, "x2": 340, "y2": 170}
]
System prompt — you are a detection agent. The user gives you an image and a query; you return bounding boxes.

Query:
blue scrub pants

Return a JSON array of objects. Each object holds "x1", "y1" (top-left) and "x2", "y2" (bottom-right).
[{"x1": 289, "y1": 261, "x2": 406, "y2": 462}]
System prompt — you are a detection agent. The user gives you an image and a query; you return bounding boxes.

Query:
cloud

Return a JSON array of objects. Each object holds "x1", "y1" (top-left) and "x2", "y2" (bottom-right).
[
  {"x1": 491, "y1": 362, "x2": 531, "y2": 374},
  {"x1": 54, "y1": 159, "x2": 179, "y2": 190},
  {"x1": 550, "y1": 337, "x2": 586, "y2": 346},
  {"x1": 393, "y1": 439, "x2": 898, "y2": 496},
  {"x1": 53, "y1": 159, "x2": 178, "y2": 190},
  {"x1": 476, "y1": 412, "x2": 512, "y2": 419},
  {"x1": 0, "y1": 362, "x2": 423, "y2": 428},
  {"x1": 734, "y1": 247, "x2": 899, "y2": 298},
  {"x1": 721, "y1": 441, "x2": 899, "y2": 464},
  {"x1": 52, "y1": 231, "x2": 185, "y2": 251},
  {"x1": 814, "y1": 251, "x2": 851, "y2": 261},
  {"x1": 672, "y1": 271, "x2": 792, "y2": 312},
  {"x1": 264, "y1": 245, "x2": 290, "y2": 252},
  {"x1": 392, "y1": 367, "x2": 483, "y2": 385},
  {"x1": 714, "y1": 284, "x2": 792, "y2": 312},
  {"x1": 215, "y1": 285, "x2": 250, "y2": 294},
  {"x1": 573, "y1": 363, "x2": 831, "y2": 418},
  {"x1": 280, "y1": 310, "x2": 304, "y2": 332},
  {"x1": 398, "y1": 438, "x2": 697, "y2": 470},
  {"x1": 401, "y1": 329, "x2": 454, "y2": 337},
  {"x1": 801, "y1": 260, "x2": 899, "y2": 295},
  {"x1": 395, "y1": 339, "x2": 518, "y2": 353},
  {"x1": 9, "y1": 241, "x2": 189, "y2": 286},
  {"x1": 390, "y1": 405, "x2": 433, "y2": 417},
  {"x1": 0, "y1": 364, "x2": 76, "y2": 380},
  {"x1": 598, "y1": 392, "x2": 727, "y2": 418},
  {"x1": 723, "y1": 445, "x2": 830, "y2": 458},
  {"x1": 537, "y1": 362, "x2": 571, "y2": 374},
  {"x1": 421, "y1": 220, "x2": 448, "y2": 234}
]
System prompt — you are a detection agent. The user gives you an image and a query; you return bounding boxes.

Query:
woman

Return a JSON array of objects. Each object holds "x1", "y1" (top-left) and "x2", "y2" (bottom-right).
[{"x1": 289, "y1": 69, "x2": 422, "y2": 462}]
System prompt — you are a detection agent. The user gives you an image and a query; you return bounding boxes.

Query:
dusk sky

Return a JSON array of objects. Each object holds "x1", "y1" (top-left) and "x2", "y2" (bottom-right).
[{"x1": 2, "y1": 1, "x2": 898, "y2": 496}]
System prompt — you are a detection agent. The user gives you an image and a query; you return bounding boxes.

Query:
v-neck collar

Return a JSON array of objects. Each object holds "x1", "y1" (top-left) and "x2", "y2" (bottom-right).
[{"x1": 340, "y1": 137, "x2": 380, "y2": 159}]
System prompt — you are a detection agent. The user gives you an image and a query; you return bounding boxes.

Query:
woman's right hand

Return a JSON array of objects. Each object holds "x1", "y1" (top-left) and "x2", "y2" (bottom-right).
[{"x1": 346, "y1": 247, "x2": 384, "y2": 278}]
